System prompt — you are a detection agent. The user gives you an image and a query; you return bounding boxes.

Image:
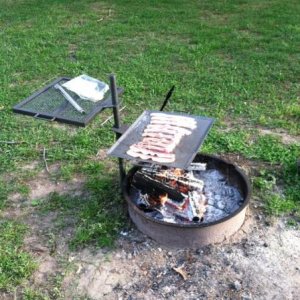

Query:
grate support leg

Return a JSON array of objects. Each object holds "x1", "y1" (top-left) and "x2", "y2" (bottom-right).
[{"x1": 109, "y1": 74, "x2": 126, "y2": 187}]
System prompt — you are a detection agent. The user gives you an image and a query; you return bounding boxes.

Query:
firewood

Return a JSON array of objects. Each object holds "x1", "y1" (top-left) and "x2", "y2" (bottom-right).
[{"x1": 132, "y1": 171, "x2": 185, "y2": 202}]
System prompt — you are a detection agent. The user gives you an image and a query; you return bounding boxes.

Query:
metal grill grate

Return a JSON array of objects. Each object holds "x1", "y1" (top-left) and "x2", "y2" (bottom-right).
[
  {"x1": 13, "y1": 77, "x2": 123, "y2": 126},
  {"x1": 108, "y1": 110, "x2": 214, "y2": 169}
]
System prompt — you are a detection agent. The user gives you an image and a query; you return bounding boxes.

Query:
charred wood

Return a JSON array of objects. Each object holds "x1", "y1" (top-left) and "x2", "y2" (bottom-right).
[{"x1": 132, "y1": 171, "x2": 185, "y2": 202}]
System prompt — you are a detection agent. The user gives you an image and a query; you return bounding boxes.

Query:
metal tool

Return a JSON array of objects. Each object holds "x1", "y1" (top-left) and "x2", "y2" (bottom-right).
[{"x1": 54, "y1": 84, "x2": 85, "y2": 114}]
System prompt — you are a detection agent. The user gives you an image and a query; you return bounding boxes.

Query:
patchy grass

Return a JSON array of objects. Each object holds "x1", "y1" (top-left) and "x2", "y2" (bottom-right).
[
  {"x1": 38, "y1": 170, "x2": 126, "y2": 249},
  {"x1": 23, "y1": 288, "x2": 50, "y2": 300},
  {"x1": 0, "y1": 221, "x2": 36, "y2": 290}
]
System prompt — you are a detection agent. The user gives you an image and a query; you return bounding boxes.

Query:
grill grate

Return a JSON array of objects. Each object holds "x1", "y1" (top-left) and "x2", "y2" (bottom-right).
[
  {"x1": 13, "y1": 77, "x2": 123, "y2": 127},
  {"x1": 108, "y1": 110, "x2": 214, "y2": 169}
]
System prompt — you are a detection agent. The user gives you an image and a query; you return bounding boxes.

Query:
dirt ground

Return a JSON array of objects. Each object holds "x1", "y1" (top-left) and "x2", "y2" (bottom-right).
[{"x1": 1, "y1": 158, "x2": 300, "y2": 300}]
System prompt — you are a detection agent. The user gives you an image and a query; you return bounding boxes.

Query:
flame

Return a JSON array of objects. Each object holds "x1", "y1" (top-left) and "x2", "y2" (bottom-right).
[
  {"x1": 159, "y1": 193, "x2": 168, "y2": 205},
  {"x1": 169, "y1": 180, "x2": 177, "y2": 187},
  {"x1": 179, "y1": 186, "x2": 189, "y2": 194},
  {"x1": 173, "y1": 168, "x2": 183, "y2": 177}
]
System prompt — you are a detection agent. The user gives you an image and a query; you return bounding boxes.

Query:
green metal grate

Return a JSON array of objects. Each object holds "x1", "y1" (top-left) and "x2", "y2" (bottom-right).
[{"x1": 13, "y1": 77, "x2": 123, "y2": 127}]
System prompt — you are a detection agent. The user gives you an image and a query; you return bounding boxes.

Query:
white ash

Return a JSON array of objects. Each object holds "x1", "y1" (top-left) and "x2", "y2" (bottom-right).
[{"x1": 194, "y1": 169, "x2": 243, "y2": 223}]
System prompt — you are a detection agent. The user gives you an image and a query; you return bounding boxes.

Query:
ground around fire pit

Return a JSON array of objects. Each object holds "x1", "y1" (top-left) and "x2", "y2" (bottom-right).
[{"x1": 1, "y1": 158, "x2": 300, "y2": 300}]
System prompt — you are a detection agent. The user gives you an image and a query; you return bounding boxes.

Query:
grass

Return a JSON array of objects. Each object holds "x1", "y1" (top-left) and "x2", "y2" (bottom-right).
[
  {"x1": 0, "y1": 0, "x2": 299, "y2": 293},
  {"x1": 0, "y1": 221, "x2": 36, "y2": 290}
]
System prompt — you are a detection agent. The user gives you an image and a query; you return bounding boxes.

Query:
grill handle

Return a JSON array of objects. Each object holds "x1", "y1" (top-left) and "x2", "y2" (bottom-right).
[{"x1": 160, "y1": 85, "x2": 175, "y2": 111}]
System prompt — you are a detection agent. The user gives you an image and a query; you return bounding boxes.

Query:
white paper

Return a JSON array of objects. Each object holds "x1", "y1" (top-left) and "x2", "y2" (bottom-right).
[{"x1": 62, "y1": 74, "x2": 109, "y2": 102}]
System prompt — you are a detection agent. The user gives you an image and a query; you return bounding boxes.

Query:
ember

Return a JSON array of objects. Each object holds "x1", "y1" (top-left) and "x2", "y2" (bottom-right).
[{"x1": 131, "y1": 164, "x2": 243, "y2": 224}]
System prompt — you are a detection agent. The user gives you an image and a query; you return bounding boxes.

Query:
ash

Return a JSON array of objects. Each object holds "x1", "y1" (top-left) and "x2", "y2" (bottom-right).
[
  {"x1": 131, "y1": 166, "x2": 244, "y2": 225},
  {"x1": 194, "y1": 169, "x2": 243, "y2": 224}
]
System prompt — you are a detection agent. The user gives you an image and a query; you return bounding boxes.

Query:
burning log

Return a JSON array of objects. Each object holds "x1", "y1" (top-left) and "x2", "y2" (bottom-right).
[
  {"x1": 163, "y1": 194, "x2": 190, "y2": 210},
  {"x1": 136, "y1": 167, "x2": 204, "y2": 195},
  {"x1": 132, "y1": 165, "x2": 208, "y2": 224},
  {"x1": 142, "y1": 166, "x2": 204, "y2": 187},
  {"x1": 132, "y1": 170, "x2": 186, "y2": 201}
]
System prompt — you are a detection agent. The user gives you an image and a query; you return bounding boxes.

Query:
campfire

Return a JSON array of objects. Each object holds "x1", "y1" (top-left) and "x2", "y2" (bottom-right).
[
  {"x1": 124, "y1": 154, "x2": 250, "y2": 247},
  {"x1": 131, "y1": 161, "x2": 243, "y2": 225}
]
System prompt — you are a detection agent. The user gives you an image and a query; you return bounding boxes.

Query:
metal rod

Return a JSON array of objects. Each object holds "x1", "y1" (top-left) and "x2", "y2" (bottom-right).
[
  {"x1": 109, "y1": 75, "x2": 121, "y2": 131},
  {"x1": 160, "y1": 85, "x2": 175, "y2": 111},
  {"x1": 109, "y1": 74, "x2": 126, "y2": 185},
  {"x1": 54, "y1": 84, "x2": 85, "y2": 114}
]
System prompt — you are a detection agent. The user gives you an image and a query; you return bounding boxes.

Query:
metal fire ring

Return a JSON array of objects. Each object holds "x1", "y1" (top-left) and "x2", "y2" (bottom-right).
[{"x1": 122, "y1": 154, "x2": 251, "y2": 248}]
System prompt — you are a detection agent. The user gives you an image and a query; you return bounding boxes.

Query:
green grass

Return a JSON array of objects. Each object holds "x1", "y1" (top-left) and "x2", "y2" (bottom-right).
[
  {"x1": 0, "y1": 0, "x2": 300, "y2": 293},
  {"x1": 23, "y1": 288, "x2": 50, "y2": 300},
  {"x1": 0, "y1": 221, "x2": 36, "y2": 290}
]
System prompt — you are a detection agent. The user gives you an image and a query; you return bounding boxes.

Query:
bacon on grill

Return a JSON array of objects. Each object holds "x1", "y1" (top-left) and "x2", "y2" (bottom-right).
[
  {"x1": 126, "y1": 113, "x2": 197, "y2": 163},
  {"x1": 151, "y1": 114, "x2": 196, "y2": 123},
  {"x1": 129, "y1": 145, "x2": 175, "y2": 158},
  {"x1": 150, "y1": 119, "x2": 197, "y2": 130},
  {"x1": 142, "y1": 132, "x2": 181, "y2": 141},
  {"x1": 127, "y1": 149, "x2": 175, "y2": 163},
  {"x1": 141, "y1": 137, "x2": 178, "y2": 146},
  {"x1": 145, "y1": 124, "x2": 192, "y2": 136},
  {"x1": 150, "y1": 112, "x2": 197, "y2": 123},
  {"x1": 133, "y1": 142, "x2": 174, "y2": 153},
  {"x1": 143, "y1": 128, "x2": 186, "y2": 138},
  {"x1": 141, "y1": 138, "x2": 178, "y2": 152}
]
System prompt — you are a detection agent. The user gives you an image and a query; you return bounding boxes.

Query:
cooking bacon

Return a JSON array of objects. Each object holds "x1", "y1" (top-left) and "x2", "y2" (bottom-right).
[
  {"x1": 142, "y1": 132, "x2": 182, "y2": 142},
  {"x1": 134, "y1": 142, "x2": 174, "y2": 153},
  {"x1": 125, "y1": 113, "x2": 198, "y2": 163},
  {"x1": 127, "y1": 149, "x2": 175, "y2": 163},
  {"x1": 143, "y1": 128, "x2": 186, "y2": 138},
  {"x1": 141, "y1": 138, "x2": 178, "y2": 152},
  {"x1": 150, "y1": 115, "x2": 196, "y2": 125},
  {"x1": 142, "y1": 137, "x2": 178, "y2": 146},
  {"x1": 129, "y1": 145, "x2": 175, "y2": 158},
  {"x1": 150, "y1": 113, "x2": 197, "y2": 122},
  {"x1": 145, "y1": 124, "x2": 192, "y2": 136},
  {"x1": 150, "y1": 119, "x2": 197, "y2": 130}
]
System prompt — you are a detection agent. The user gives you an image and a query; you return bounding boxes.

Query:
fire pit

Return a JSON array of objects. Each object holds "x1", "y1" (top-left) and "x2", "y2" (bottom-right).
[
  {"x1": 122, "y1": 154, "x2": 251, "y2": 248},
  {"x1": 106, "y1": 77, "x2": 250, "y2": 248}
]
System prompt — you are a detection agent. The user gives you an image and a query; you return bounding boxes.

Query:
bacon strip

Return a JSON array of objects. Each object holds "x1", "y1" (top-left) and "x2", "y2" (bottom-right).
[
  {"x1": 150, "y1": 113, "x2": 197, "y2": 123},
  {"x1": 141, "y1": 138, "x2": 177, "y2": 151},
  {"x1": 129, "y1": 145, "x2": 175, "y2": 159},
  {"x1": 145, "y1": 124, "x2": 192, "y2": 136},
  {"x1": 134, "y1": 142, "x2": 174, "y2": 153},
  {"x1": 150, "y1": 119, "x2": 197, "y2": 130},
  {"x1": 142, "y1": 132, "x2": 181, "y2": 141},
  {"x1": 141, "y1": 137, "x2": 178, "y2": 146},
  {"x1": 143, "y1": 128, "x2": 186, "y2": 138},
  {"x1": 150, "y1": 116, "x2": 196, "y2": 126},
  {"x1": 127, "y1": 149, "x2": 175, "y2": 163}
]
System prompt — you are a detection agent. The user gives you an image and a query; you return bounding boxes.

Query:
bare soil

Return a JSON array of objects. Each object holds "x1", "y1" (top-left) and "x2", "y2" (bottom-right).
[
  {"x1": 221, "y1": 119, "x2": 300, "y2": 146},
  {"x1": 1, "y1": 158, "x2": 300, "y2": 300}
]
